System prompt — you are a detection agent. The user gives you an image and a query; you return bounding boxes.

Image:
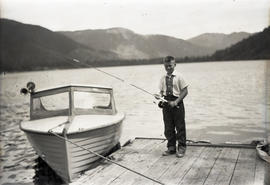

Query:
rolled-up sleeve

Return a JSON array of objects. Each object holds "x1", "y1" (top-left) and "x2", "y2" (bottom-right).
[{"x1": 178, "y1": 75, "x2": 188, "y2": 90}]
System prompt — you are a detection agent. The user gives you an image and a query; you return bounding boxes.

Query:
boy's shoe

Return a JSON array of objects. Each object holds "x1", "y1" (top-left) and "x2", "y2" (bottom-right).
[
  {"x1": 162, "y1": 149, "x2": 176, "y2": 156},
  {"x1": 176, "y1": 147, "x2": 186, "y2": 158}
]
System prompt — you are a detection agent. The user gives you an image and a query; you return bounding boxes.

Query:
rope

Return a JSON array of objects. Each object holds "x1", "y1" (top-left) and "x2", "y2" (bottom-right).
[
  {"x1": 135, "y1": 137, "x2": 257, "y2": 149},
  {"x1": 48, "y1": 130, "x2": 165, "y2": 185}
]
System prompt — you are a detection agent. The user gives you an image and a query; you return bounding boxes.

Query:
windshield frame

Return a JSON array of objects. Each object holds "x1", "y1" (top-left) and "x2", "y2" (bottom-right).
[{"x1": 30, "y1": 85, "x2": 116, "y2": 120}]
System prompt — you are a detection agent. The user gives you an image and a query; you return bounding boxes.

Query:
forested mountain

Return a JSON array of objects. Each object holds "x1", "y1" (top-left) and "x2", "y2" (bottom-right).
[
  {"x1": 61, "y1": 29, "x2": 251, "y2": 59},
  {"x1": 0, "y1": 19, "x2": 119, "y2": 71},
  {"x1": 60, "y1": 28, "x2": 211, "y2": 59},
  {"x1": 210, "y1": 27, "x2": 270, "y2": 61},
  {"x1": 187, "y1": 32, "x2": 251, "y2": 53}
]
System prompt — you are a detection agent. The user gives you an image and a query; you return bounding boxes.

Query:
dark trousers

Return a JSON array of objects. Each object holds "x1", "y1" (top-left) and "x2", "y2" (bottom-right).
[{"x1": 162, "y1": 97, "x2": 186, "y2": 150}]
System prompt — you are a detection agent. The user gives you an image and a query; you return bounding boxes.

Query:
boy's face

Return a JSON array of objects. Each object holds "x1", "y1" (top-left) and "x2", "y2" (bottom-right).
[{"x1": 164, "y1": 60, "x2": 176, "y2": 75}]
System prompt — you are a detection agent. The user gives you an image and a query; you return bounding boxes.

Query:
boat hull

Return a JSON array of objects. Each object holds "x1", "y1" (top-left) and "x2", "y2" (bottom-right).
[{"x1": 24, "y1": 121, "x2": 122, "y2": 182}]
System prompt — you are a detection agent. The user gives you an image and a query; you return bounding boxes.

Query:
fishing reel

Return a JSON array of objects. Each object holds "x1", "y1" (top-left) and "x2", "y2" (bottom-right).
[
  {"x1": 158, "y1": 101, "x2": 167, "y2": 108},
  {"x1": 20, "y1": 82, "x2": 36, "y2": 95},
  {"x1": 153, "y1": 94, "x2": 167, "y2": 108}
]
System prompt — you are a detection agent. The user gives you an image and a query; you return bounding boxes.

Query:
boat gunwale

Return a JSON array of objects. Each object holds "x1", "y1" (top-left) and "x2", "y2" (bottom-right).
[{"x1": 20, "y1": 117, "x2": 123, "y2": 135}]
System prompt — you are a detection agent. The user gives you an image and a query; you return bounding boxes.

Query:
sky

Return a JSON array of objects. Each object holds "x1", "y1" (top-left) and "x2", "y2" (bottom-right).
[{"x1": 1, "y1": 0, "x2": 269, "y2": 39}]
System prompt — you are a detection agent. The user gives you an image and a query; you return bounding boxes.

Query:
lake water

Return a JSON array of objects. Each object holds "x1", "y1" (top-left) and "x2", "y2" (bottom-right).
[{"x1": 0, "y1": 60, "x2": 269, "y2": 184}]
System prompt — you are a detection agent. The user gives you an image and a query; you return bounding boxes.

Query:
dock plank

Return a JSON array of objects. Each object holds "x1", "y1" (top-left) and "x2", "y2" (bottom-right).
[
  {"x1": 70, "y1": 138, "x2": 266, "y2": 185},
  {"x1": 128, "y1": 152, "x2": 180, "y2": 185},
  {"x1": 177, "y1": 147, "x2": 222, "y2": 185},
  {"x1": 157, "y1": 146, "x2": 205, "y2": 185},
  {"x1": 78, "y1": 139, "x2": 163, "y2": 185},
  {"x1": 230, "y1": 148, "x2": 257, "y2": 185},
  {"x1": 254, "y1": 154, "x2": 266, "y2": 185},
  {"x1": 203, "y1": 147, "x2": 240, "y2": 185},
  {"x1": 107, "y1": 140, "x2": 165, "y2": 185},
  {"x1": 71, "y1": 139, "x2": 159, "y2": 185}
]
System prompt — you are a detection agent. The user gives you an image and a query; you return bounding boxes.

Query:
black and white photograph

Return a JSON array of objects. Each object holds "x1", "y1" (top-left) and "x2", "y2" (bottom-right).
[{"x1": 0, "y1": 0, "x2": 270, "y2": 184}]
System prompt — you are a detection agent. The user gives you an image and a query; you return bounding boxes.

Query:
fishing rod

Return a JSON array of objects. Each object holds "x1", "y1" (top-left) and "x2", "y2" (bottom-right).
[{"x1": 68, "y1": 58, "x2": 169, "y2": 104}]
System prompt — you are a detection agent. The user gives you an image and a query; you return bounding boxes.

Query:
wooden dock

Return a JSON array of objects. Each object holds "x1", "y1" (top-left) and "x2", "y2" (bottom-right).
[{"x1": 70, "y1": 138, "x2": 267, "y2": 185}]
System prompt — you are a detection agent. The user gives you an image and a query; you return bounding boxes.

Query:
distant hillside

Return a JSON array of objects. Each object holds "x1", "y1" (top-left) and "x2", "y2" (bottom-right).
[
  {"x1": 210, "y1": 27, "x2": 270, "y2": 61},
  {"x1": 60, "y1": 28, "x2": 211, "y2": 59},
  {"x1": 1, "y1": 19, "x2": 268, "y2": 72},
  {"x1": 187, "y1": 32, "x2": 251, "y2": 54},
  {"x1": 0, "y1": 19, "x2": 119, "y2": 72}
]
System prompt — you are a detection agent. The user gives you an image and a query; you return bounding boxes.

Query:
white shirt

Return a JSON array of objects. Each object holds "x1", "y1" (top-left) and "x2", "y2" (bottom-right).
[{"x1": 159, "y1": 70, "x2": 188, "y2": 97}]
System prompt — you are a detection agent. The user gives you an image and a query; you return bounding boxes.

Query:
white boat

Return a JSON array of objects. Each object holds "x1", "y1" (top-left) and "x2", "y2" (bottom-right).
[{"x1": 20, "y1": 83, "x2": 125, "y2": 182}]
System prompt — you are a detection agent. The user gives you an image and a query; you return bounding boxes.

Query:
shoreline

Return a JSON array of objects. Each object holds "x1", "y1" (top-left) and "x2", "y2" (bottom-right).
[{"x1": 1, "y1": 59, "x2": 268, "y2": 74}]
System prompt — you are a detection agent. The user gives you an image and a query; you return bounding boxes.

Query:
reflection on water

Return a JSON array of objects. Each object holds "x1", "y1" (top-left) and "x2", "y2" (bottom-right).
[
  {"x1": 0, "y1": 60, "x2": 269, "y2": 184},
  {"x1": 33, "y1": 157, "x2": 64, "y2": 185}
]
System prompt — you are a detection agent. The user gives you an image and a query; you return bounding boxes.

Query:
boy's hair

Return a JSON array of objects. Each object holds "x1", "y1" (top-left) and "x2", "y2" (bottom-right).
[{"x1": 163, "y1": 56, "x2": 175, "y2": 63}]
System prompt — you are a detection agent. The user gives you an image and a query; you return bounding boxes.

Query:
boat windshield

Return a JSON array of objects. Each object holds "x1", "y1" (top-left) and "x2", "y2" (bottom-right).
[
  {"x1": 74, "y1": 91, "x2": 110, "y2": 109},
  {"x1": 39, "y1": 92, "x2": 69, "y2": 110},
  {"x1": 30, "y1": 86, "x2": 115, "y2": 119},
  {"x1": 73, "y1": 91, "x2": 114, "y2": 115},
  {"x1": 31, "y1": 92, "x2": 70, "y2": 119}
]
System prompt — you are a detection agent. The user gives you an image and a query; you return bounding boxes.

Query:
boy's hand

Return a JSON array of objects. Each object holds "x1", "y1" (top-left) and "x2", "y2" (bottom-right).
[
  {"x1": 168, "y1": 101, "x2": 177, "y2": 107},
  {"x1": 158, "y1": 101, "x2": 165, "y2": 108},
  {"x1": 154, "y1": 94, "x2": 161, "y2": 100}
]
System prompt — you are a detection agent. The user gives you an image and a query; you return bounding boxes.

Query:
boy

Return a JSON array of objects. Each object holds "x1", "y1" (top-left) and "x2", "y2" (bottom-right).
[{"x1": 155, "y1": 56, "x2": 188, "y2": 158}]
